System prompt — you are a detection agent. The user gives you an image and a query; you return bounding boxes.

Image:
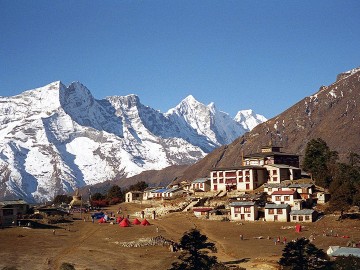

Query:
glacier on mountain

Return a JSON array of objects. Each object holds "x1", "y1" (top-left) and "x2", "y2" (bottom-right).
[{"x1": 0, "y1": 82, "x2": 266, "y2": 202}]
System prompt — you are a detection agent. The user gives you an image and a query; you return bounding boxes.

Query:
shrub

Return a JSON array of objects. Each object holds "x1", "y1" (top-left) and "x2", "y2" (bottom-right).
[{"x1": 60, "y1": 262, "x2": 76, "y2": 270}]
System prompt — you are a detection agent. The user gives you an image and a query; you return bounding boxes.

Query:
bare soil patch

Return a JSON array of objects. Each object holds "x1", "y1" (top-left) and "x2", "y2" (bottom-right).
[{"x1": 0, "y1": 203, "x2": 359, "y2": 270}]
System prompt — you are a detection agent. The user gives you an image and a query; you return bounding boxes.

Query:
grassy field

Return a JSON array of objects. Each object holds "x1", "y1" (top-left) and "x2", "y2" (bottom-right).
[{"x1": 0, "y1": 202, "x2": 359, "y2": 270}]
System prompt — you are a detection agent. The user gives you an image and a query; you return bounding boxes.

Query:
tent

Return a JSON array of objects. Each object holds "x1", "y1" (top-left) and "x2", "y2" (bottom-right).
[
  {"x1": 119, "y1": 218, "x2": 130, "y2": 227},
  {"x1": 98, "y1": 217, "x2": 106, "y2": 223},
  {"x1": 132, "y1": 218, "x2": 141, "y2": 225},
  {"x1": 92, "y1": 212, "x2": 104, "y2": 220},
  {"x1": 141, "y1": 219, "x2": 151, "y2": 226},
  {"x1": 116, "y1": 217, "x2": 123, "y2": 224}
]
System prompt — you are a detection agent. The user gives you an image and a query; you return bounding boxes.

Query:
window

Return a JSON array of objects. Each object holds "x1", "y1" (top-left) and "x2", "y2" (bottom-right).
[
  {"x1": 219, "y1": 179, "x2": 224, "y2": 184},
  {"x1": 273, "y1": 170, "x2": 277, "y2": 175},
  {"x1": 292, "y1": 216, "x2": 296, "y2": 221},
  {"x1": 244, "y1": 207, "x2": 251, "y2": 213},
  {"x1": 213, "y1": 179, "x2": 217, "y2": 184},
  {"x1": 235, "y1": 214, "x2": 238, "y2": 217},
  {"x1": 273, "y1": 177, "x2": 278, "y2": 181},
  {"x1": 247, "y1": 214, "x2": 251, "y2": 217},
  {"x1": 245, "y1": 176, "x2": 250, "y2": 182},
  {"x1": 305, "y1": 215, "x2": 310, "y2": 221},
  {"x1": 268, "y1": 188, "x2": 272, "y2": 192},
  {"x1": 226, "y1": 172, "x2": 236, "y2": 177},
  {"x1": 269, "y1": 209, "x2": 274, "y2": 214},
  {"x1": 284, "y1": 196, "x2": 290, "y2": 201},
  {"x1": 275, "y1": 196, "x2": 281, "y2": 201},
  {"x1": 200, "y1": 183, "x2": 203, "y2": 188},
  {"x1": 277, "y1": 209, "x2": 283, "y2": 214},
  {"x1": 234, "y1": 207, "x2": 241, "y2": 213}
]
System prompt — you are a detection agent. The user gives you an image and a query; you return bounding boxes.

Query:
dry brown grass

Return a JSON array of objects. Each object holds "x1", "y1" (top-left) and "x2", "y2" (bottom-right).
[{"x1": 0, "y1": 202, "x2": 359, "y2": 270}]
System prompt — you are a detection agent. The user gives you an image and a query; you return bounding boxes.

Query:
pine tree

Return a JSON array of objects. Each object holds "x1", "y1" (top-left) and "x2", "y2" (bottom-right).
[
  {"x1": 169, "y1": 229, "x2": 218, "y2": 270},
  {"x1": 278, "y1": 238, "x2": 330, "y2": 270},
  {"x1": 303, "y1": 138, "x2": 338, "y2": 188},
  {"x1": 106, "y1": 185, "x2": 123, "y2": 200}
]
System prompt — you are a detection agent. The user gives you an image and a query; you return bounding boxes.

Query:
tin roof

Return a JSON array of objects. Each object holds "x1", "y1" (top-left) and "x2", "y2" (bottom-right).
[
  {"x1": 263, "y1": 183, "x2": 288, "y2": 188},
  {"x1": 330, "y1": 247, "x2": 360, "y2": 258},
  {"x1": 244, "y1": 151, "x2": 299, "y2": 158},
  {"x1": 290, "y1": 209, "x2": 316, "y2": 215},
  {"x1": 212, "y1": 165, "x2": 266, "y2": 171},
  {"x1": 265, "y1": 164, "x2": 300, "y2": 170},
  {"x1": 288, "y1": 184, "x2": 314, "y2": 188},
  {"x1": 230, "y1": 201, "x2": 257, "y2": 207},
  {"x1": 0, "y1": 199, "x2": 28, "y2": 207}
]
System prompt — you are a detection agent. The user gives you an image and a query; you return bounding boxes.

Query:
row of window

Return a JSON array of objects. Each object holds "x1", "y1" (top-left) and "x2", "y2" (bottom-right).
[
  {"x1": 234, "y1": 207, "x2": 252, "y2": 213},
  {"x1": 212, "y1": 170, "x2": 251, "y2": 177},
  {"x1": 268, "y1": 209, "x2": 283, "y2": 214},
  {"x1": 212, "y1": 177, "x2": 251, "y2": 184},
  {"x1": 292, "y1": 215, "x2": 310, "y2": 221},
  {"x1": 275, "y1": 196, "x2": 290, "y2": 201},
  {"x1": 234, "y1": 213, "x2": 251, "y2": 218}
]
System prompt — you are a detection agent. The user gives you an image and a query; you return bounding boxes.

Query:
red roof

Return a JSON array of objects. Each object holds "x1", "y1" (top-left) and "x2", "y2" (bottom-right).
[{"x1": 271, "y1": 190, "x2": 296, "y2": 195}]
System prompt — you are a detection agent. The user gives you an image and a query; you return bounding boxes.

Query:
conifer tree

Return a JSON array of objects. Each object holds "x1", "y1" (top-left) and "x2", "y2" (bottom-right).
[
  {"x1": 169, "y1": 229, "x2": 217, "y2": 270},
  {"x1": 279, "y1": 238, "x2": 330, "y2": 270}
]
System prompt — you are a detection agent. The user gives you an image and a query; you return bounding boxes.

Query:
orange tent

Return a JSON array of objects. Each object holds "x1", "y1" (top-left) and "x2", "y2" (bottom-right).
[
  {"x1": 119, "y1": 218, "x2": 130, "y2": 227},
  {"x1": 141, "y1": 219, "x2": 150, "y2": 226},
  {"x1": 132, "y1": 218, "x2": 141, "y2": 225}
]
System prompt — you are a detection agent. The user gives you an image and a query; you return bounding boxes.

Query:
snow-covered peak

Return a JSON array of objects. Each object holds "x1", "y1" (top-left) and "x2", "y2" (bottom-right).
[
  {"x1": 0, "y1": 81, "x2": 267, "y2": 202},
  {"x1": 235, "y1": 109, "x2": 267, "y2": 130},
  {"x1": 168, "y1": 95, "x2": 203, "y2": 114}
]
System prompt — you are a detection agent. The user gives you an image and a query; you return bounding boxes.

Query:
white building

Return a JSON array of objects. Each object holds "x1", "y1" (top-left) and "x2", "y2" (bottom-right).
[
  {"x1": 210, "y1": 166, "x2": 268, "y2": 192},
  {"x1": 264, "y1": 164, "x2": 302, "y2": 183},
  {"x1": 229, "y1": 201, "x2": 258, "y2": 221},
  {"x1": 191, "y1": 178, "x2": 211, "y2": 192},
  {"x1": 162, "y1": 187, "x2": 184, "y2": 198},
  {"x1": 264, "y1": 203, "x2": 291, "y2": 222},
  {"x1": 263, "y1": 183, "x2": 289, "y2": 194},
  {"x1": 290, "y1": 209, "x2": 317, "y2": 222},
  {"x1": 125, "y1": 191, "x2": 144, "y2": 203},
  {"x1": 271, "y1": 190, "x2": 300, "y2": 206}
]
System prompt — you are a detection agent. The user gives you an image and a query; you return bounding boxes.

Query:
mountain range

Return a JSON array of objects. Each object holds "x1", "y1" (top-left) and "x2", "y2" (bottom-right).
[
  {"x1": 0, "y1": 82, "x2": 266, "y2": 202},
  {"x1": 161, "y1": 66, "x2": 360, "y2": 184}
]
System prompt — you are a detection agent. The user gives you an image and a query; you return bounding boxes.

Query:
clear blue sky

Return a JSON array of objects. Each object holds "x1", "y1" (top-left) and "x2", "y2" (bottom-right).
[{"x1": 1, "y1": 0, "x2": 359, "y2": 118}]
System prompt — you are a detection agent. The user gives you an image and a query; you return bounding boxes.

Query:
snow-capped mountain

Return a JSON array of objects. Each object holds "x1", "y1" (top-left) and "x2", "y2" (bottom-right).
[
  {"x1": 0, "y1": 82, "x2": 266, "y2": 202},
  {"x1": 234, "y1": 109, "x2": 268, "y2": 131}
]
